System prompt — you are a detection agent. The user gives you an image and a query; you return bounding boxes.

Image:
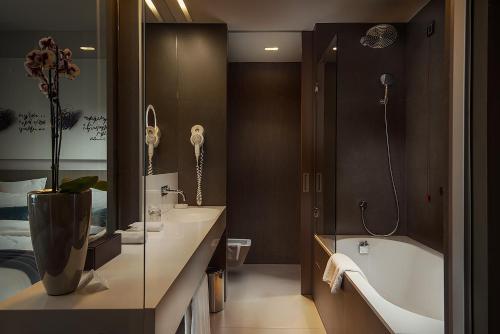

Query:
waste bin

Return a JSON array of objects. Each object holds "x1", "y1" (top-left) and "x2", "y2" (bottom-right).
[{"x1": 207, "y1": 268, "x2": 225, "y2": 313}]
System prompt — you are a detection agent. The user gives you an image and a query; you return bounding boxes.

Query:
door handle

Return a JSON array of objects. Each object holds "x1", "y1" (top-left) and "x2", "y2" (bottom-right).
[
  {"x1": 316, "y1": 173, "x2": 322, "y2": 193},
  {"x1": 302, "y1": 173, "x2": 310, "y2": 193}
]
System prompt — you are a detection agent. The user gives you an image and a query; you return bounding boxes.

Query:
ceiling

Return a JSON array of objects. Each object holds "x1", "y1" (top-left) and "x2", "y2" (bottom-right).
[
  {"x1": 148, "y1": 0, "x2": 429, "y2": 62},
  {"x1": 228, "y1": 32, "x2": 302, "y2": 62},
  {"x1": 0, "y1": 0, "x2": 98, "y2": 31},
  {"x1": 152, "y1": 0, "x2": 430, "y2": 29}
]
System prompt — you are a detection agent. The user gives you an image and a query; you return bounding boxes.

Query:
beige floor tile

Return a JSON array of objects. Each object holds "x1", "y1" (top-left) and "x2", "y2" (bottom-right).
[
  {"x1": 213, "y1": 328, "x2": 326, "y2": 334},
  {"x1": 211, "y1": 264, "x2": 326, "y2": 334}
]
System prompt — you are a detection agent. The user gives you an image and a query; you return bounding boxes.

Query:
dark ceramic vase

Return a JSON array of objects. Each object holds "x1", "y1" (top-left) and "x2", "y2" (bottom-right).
[{"x1": 27, "y1": 189, "x2": 92, "y2": 295}]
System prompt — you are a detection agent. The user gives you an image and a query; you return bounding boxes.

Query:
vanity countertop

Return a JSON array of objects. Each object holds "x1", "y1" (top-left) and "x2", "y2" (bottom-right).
[{"x1": 0, "y1": 206, "x2": 226, "y2": 311}]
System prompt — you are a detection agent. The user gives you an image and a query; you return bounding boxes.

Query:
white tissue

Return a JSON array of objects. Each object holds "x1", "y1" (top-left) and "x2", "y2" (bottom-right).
[
  {"x1": 77, "y1": 270, "x2": 110, "y2": 294},
  {"x1": 116, "y1": 230, "x2": 147, "y2": 244}
]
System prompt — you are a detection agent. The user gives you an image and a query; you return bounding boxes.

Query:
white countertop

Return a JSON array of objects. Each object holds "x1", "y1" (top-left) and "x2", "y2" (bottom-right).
[{"x1": 0, "y1": 206, "x2": 225, "y2": 311}]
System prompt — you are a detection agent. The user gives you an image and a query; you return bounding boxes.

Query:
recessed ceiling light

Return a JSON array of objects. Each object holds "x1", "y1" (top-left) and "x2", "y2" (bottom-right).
[
  {"x1": 145, "y1": 0, "x2": 162, "y2": 22},
  {"x1": 265, "y1": 47, "x2": 279, "y2": 51},
  {"x1": 80, "y1": 46, "x2": 96, "y2": 51},
  {"x1": 332, "y1": 47, "x2": 337, "y2": 51},
  {"x1": 177, "y1": 0, "x2": 192, "y2": 22}
]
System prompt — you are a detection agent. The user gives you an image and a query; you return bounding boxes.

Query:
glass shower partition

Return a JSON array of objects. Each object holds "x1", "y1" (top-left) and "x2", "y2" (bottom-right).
[{"x1": 314, "y1": 34, "x2": 338, "y2": 253}]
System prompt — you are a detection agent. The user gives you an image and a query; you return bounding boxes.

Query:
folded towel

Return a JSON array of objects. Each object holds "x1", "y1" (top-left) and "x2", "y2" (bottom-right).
[
  {"x1": 189, "y1": 274, "x2": 211, "y2": 334},
  {"x1": 322, "y1": 253, "x2": 365, "y2": 294},
  {"x1": 116, "y1": 230, "x2": 146, "y2": 244},
  {"x1": 128, "y1": 221, "x2": 163, "y2": 232}
]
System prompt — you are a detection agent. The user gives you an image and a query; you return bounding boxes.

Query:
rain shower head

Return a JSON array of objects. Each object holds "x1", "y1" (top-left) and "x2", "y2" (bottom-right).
[{"x1": 360, "y1": 24, "x2": 398, "y2": 48}]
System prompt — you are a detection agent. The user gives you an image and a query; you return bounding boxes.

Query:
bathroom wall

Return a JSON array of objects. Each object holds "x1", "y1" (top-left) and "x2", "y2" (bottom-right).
[
  {"x1": 405, "y1": 0, "x2": 448, "y2": 252},
  {"x1": 145, "y1": 24, "x2": 227, "y2": 206},
  {"x1": 228, "y1": 62, "x2": 301, "y2": 264},
  {"x1": 313, "y1": 24, "x2": 407, "y2": 236}
]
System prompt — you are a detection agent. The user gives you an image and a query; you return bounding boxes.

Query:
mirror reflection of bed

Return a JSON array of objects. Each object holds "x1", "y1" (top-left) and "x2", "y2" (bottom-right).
[{"x1": 0, "y1": 170, "x2": 107, "y2": 302}]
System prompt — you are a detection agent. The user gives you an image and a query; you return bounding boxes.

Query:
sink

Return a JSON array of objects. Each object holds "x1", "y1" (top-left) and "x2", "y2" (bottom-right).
[{"x1": 164, "y1": 207, "x2": 220, "y2": 223}]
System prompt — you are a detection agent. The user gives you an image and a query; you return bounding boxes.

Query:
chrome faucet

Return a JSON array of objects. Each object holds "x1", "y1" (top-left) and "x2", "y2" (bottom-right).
[{"x1": 161, "y1": 185, "x2": 186, "y2": 202}]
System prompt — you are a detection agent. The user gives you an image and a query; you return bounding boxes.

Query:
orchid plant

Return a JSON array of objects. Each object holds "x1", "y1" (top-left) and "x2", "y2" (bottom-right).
[{"x1": 24, "y1": 37, "x2": 80, "y2": 192}]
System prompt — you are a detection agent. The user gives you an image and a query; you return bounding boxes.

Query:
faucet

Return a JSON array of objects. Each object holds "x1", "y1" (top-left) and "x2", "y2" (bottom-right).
[{"x1": 161, "y1": 185, "x2": 186, "y2": 202}]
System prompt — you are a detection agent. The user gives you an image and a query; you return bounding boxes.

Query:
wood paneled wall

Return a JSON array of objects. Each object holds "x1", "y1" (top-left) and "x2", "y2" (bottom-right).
[
  {"x1": 145, "y1": 24, "x2": 227, "y2": 206},
  {"x1": 406, "y1": 0, "x2": 448, "y2": 252},
  {"x1": 313, "y1": 24, "x2": 407, "y2": 236},
  {"x1": 116, "y1": 0, "x2": 142, "y2": 229},
  {"x1": 300, "y1": 31, "x2": 315, "y2": 294},
  {"x1": 228, "y1": 62, "x2": 301, "y2": 264}
]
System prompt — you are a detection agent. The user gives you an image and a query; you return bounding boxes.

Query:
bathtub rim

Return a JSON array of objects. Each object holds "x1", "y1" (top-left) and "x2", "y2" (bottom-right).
[{"x1": 314, "y1": 234, "x2": 444, "y2": 334}]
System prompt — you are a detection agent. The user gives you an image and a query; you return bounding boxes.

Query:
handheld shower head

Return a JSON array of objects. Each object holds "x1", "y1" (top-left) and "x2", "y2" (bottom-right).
[
  {"x1": 379, "y1": 74, "x2": 394, "y2": 105},
  {"x1": 380, "y1": 73, "x2": 394, "y2": 86}
]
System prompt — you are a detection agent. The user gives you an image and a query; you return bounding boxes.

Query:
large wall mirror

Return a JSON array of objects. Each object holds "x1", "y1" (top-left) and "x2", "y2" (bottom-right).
[{"x1": 0, "y1": 0, "x2": 114, "y2": 302}]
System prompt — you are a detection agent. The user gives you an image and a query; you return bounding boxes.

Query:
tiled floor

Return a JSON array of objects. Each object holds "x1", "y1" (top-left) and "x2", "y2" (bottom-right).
[{"x1": 210, "y1": 264, "x2": 326, "y2": 334}]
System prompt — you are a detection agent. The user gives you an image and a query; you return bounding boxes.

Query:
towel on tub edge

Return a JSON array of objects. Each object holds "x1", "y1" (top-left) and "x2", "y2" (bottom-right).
[{"x1": 322, "y1": 253, "x2": 366, "y2": 294}]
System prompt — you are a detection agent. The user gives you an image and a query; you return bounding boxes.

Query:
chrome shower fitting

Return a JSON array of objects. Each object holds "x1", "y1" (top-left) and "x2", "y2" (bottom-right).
[
  {"x1": 379, "y1": 73, "x2": 394, "y2": 105},
  {"x1": 359, "y1": 73, "x2": 400, "y2": 237},
  {"x1": 360, "y1": 24, "x2": 398, "y2": 49}
]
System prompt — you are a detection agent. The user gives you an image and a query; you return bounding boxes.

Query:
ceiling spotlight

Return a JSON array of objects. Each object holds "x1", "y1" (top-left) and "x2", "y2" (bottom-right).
[
  {"x1": 80, "y1": 46, "x2": 96, "y2": 51},
  {"x1": 145, "y1": 0, "x2": 162, "y2": 22},
  {"x1": 332, "y1": 47, "x2": 337, "y2": 51},
  {"x1": 265, "y1": 47, "x2": 279, "y2": 51},
  {"x1": 177, "y1": 0, "x2": 192, "y2": 22}
]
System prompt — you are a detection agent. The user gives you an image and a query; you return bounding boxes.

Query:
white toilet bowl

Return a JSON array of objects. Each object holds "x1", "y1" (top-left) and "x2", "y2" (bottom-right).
[{"x1": 227, "y1": 238, "x2": 251, "y2": 267}]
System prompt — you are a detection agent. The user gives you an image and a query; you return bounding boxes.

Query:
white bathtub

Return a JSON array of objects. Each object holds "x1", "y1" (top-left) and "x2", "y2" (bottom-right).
[{"x1": 316, "y1": 235, "x2": 444, "y2": 334}]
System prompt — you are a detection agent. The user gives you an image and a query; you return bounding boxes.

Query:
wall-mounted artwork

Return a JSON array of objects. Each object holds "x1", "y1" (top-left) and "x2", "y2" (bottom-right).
[{"x1": 0, "y1": 59, "x2": 107, "y2": 160}]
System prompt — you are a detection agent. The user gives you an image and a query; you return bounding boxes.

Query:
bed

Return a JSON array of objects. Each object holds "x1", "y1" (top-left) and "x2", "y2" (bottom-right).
[{"x1": 0, "y1": 171, "x2": 107, "y2": 302}]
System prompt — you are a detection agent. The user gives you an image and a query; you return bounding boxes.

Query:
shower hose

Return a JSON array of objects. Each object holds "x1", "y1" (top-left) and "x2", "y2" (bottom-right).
[{"x1": 360, "y1": 89, "x2": 400, "y2": 237}]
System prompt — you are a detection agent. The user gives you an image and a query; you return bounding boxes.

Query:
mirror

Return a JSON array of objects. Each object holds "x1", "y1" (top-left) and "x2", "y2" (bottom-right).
[{"x1": 0, "y1": 0, "x2": 111, "y2": 301}]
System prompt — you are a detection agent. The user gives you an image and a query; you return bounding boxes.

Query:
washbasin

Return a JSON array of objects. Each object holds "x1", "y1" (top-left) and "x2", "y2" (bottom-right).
[{"x1": 164, "y1": 207, "x2": 220, "y2": 223}]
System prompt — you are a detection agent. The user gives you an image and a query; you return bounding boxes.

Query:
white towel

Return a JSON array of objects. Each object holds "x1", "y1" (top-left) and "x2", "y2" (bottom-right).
[
  {"x1": 128, "y1": 221, "x2": 163, "y2": 232},
  {"x1": 322, "y1": 253, "x2": 365, "y2": 294},
  {"x1": 228, "y1": 243, "x2": 241, "y2": 262},
  {"x1": 116, "y1": 230, "x2": 146, "y2": 244},
  {"x1": 77, "y1": 270, "x2": 110, "y2": 294},
  {"x1": 189, "y1": 274, "x2": 211, "y2": 334}
]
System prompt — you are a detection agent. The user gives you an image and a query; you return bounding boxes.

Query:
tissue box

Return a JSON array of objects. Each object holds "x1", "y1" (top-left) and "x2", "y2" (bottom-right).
[{"x1": 85, "y1": 233, "x2": 122, "y2": 270}]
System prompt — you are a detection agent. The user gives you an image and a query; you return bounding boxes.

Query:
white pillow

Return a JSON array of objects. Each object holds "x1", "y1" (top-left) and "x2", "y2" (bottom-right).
[
  {"x1": 0, "y1": 192, "x2": 28, "y2": 208},
  {"x1": 0, "y1": 178, "x2": 47, "y2": 194},
  {"x1": 91, "y1": 188, "x2": 107, "y2": 210}
]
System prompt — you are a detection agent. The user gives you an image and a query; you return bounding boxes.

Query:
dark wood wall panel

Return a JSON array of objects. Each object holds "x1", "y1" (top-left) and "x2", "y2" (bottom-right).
[
  {"x1": 314, "y1": 24, "x2": 407, "y2": 236},
  {"x1": 177, "y1": 24, "x2": 227, "y2": 206},
  {"x1": 487, "y1": 1, "x2": 500, "y2": 329},
  {"x1": 116, "y1": 0, "x2": 142, "y2": 229},
  {"x1": 406, "y1": 0, "x2": 448, "y2": 252},
  {"x1": 300, "y1": 32, "x2": 314, "y2": 294},
  {"x1": 145, "y1": 24, "x2": 227, "y2": 206},
  {"x1": 145, "y1": 25, "x2": 179, "y2": 174},
  {"x1": 228, "y1": 62, "x2": 301, "y2": 264}
]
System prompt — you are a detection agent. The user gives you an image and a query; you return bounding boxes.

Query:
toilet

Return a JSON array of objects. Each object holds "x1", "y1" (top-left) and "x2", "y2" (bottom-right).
[{"x1": 227, "y1": 239, "x2": 252, "y2": 267}]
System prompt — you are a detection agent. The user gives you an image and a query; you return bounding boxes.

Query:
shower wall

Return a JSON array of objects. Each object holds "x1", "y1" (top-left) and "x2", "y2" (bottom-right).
[
  {"x1": 313, "y1": 24, "x2": 407, "y2": 235},
  {"x1": 405, "y1": 0, "x2": 448, "y2": 252}
]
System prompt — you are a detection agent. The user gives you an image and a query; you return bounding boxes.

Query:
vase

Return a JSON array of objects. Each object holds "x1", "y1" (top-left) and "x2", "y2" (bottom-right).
[{"x1": 27, "y1": 189, "x2": 92, "y2": 295}]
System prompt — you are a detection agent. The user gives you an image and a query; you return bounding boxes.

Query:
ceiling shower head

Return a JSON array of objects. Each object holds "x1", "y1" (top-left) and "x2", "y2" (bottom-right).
[{"x1": 360, "y1": 24, "x2": 398, "y2": 48}]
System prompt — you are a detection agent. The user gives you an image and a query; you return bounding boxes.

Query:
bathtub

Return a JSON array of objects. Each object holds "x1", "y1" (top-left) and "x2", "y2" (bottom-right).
[{"x1": 315, "y1": 235, "x2": 444, "y2": 334}]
